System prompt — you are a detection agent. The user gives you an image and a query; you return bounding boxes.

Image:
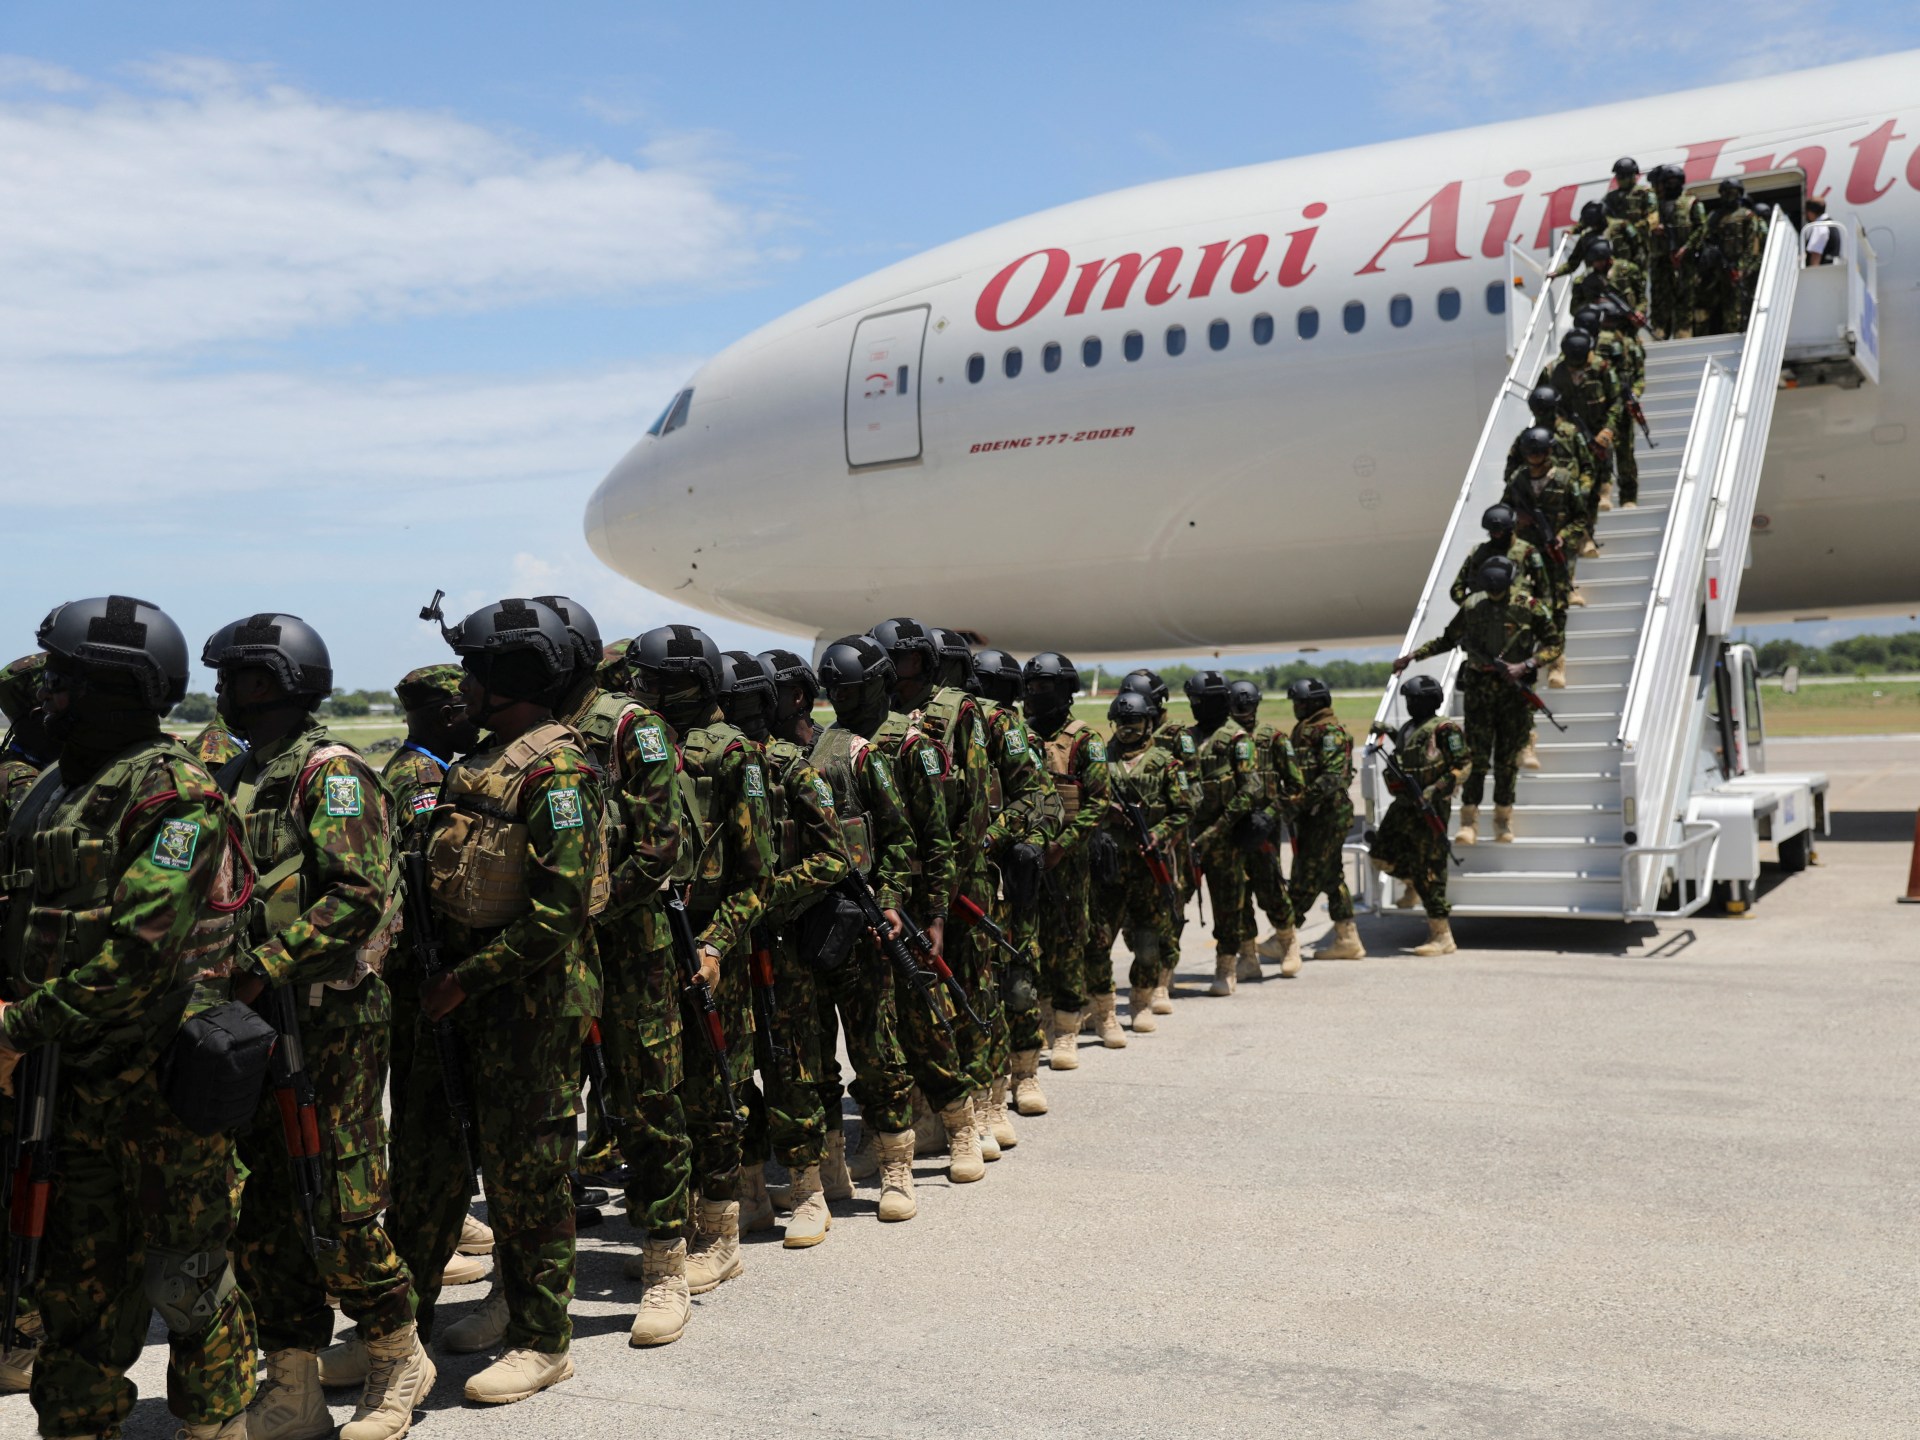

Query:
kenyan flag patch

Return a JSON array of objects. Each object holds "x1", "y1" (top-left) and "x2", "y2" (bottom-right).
[
  {"x1": 410, "y1": 792, "x2": 437, "y2": 816},
  {"x1": 150, "y1": 818, "x2": 201, "y2": 871}
]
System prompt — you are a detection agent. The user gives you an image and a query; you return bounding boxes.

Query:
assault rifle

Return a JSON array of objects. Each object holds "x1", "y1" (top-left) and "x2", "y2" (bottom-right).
[
  {"x1": 1466, "y1": 647, "x2": 1568, "y2": 732},
  {"x1": 265, "y1": 986, "x2": 336, "y2": 1256},
  {"x1": 4, "y1": 1041, "x2": 59, "y2": 1353},
  {"x1": 896, "y1": 906, "x2": 987, "y2": 1035},
  {"x1": 1185, "y1": 834, "x2": 1207, "y2": 926},
  {"x1": 1365, "y1": 733, "x2": 1463, "y2": 869},
  {"x1": 748, "y1": 925, "x2": 788, "y2": 1065},
  {"x1": 835, "y1": 872, "x2": 957, "y2": 1044},
  {"x1": 952, "y1": 892, "x2": 1028, "y2": 974},
  {"x1": 1504, "y1": 474, "x2": 1567, "y2": 571},
  {"x1": 582, "y1": 1020, "x2": 614, "y2": 1121},
  {"x1": 664, "y1": 888, "x2": 738, "y2": 1131},
  {"x1": 401, "y1": 849, "x2": 480, "y2": 1198},
  {"x1": 1112, "y1": 797, "x2": 1186, "y2": 935}
]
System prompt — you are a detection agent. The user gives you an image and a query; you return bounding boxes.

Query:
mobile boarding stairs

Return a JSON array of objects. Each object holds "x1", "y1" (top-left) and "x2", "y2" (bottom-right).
[{"x1": 1351, "y1": 208, "x2": 1878, "y2": 920}]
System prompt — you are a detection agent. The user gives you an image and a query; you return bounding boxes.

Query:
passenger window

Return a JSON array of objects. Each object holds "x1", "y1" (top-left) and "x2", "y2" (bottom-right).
[
  {"x1": 1390, "y1": 295, "x2": 1412, "y2": 328},
  {"x1": 1004, "y1": 348, "x2": 1023, "y2": 379},
  {"x1": 1165, "y1": 324, "x2": 1186, "y2": 356},
  {"x1": 1252, "y1": 313, "x2": 1274, "y2": 345},
  {"x1": 1343, "y1": 301, "x2": 1365, "y2": 334},
  {"x1": 1208, "y1": 320, "x2": 1229, "y2": 351},
  {"x1": 660, "y1": 388, "x2": 694, "y2": 436},
  {"x1": 1437, "y1": 287, "x2": 1461, "y2": 321},
  {"x1": 1043, "y1": 342, "x2": 1062, "y2": 373},
  {"x1": 1083, "y1": 337, "x2": 1102, "y2": 367},
  {"x1": 967, "y1": 354, "x2": 985, "y2": 384},
  {"x1": 1124, "y1": 331, "x2": 1144, "y2": 362},
  {"x1": 1297, "y1": 307, "x2": 1319, "y2": 340},
  {"x1": 1486, "y1": 281, "x2": 1507, "y2": 316}
]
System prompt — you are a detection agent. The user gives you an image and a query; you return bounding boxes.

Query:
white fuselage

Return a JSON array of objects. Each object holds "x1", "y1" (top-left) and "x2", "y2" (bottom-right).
[{"x1": 585, "y1": 52, "x2": 1920, "y2": 655}]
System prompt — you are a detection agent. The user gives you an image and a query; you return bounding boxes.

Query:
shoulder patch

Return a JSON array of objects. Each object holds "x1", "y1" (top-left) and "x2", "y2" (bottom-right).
[
  {"x1": 1175, "y1": 771, "x2": 1191, "y2": 792},
  {"x1": 547, "y1": 787, "x2": 585, "y2": 830},
  {"x1": 410, "y1": 792, "x2": 437, "y2": 816},
  {"x1": 1087, "y1": 738, "x2": 1107, "y2": 763},
  {"x1": 1234, "y1": 737, "x2": 1252, "y2": 761},
  {"x1": 323, "y1": 774, "x2": 363, "y2": 818},
  {"x1": 1180, "y1": 734, "x2": 1196, "y2": 757},
  {"x1": 151, "y1": 817, "x2": 201, "y2": 871},
  {"x1": 743, "y1": 762, "x2": 765, "y2": 798},
  {"x1": 919, "y1": 746, "x2": 941, "y2": 776},
  {"x1": 1004, "y1": 729, "x2": 1027, "y2": 756},
  {"x1": 635, "y1": 723, "x2": 670, "y2": 764},
  {"x1": 812, "y1": 776, "x2": 835, "y2": 811}
]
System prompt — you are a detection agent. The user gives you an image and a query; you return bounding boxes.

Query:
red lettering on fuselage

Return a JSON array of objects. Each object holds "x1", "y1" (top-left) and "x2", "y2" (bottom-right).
[
  {"x1": 1189, "y1": 236, "x2": 1271, "y2": 298},
  {"x1": 976, "y1": 249, "x2": 1070, "y2": 332},
  {"x1": 1356, "y1": 181, "x2": 1469, "y2": 274},
  {"x1": 1065, "y1": 249, "x2": 1185, "y2": 315}
]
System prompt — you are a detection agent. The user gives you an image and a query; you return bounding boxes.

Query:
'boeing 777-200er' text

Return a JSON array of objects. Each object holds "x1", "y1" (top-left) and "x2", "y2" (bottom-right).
[{"x1": 585, "y1": 50, "x2": 1920, "y2": 655}]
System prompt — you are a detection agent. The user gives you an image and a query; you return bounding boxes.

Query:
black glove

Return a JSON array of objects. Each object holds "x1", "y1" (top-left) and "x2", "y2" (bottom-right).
[
  {"x1": 1004, "y1": 843, "x2": 1044, "y2": 912},
  {"x1": 1086, "y1": 829, "x2": 1123, "y2": 889},
  {"x1": 1236, "y1": 810, "x2": 1278, "y2": 855}
]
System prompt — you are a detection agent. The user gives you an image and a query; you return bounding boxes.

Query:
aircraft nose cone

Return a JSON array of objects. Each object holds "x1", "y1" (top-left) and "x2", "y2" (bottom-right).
[{"x1": 584, "y1": 438, "x2": 650, "y2": 575}]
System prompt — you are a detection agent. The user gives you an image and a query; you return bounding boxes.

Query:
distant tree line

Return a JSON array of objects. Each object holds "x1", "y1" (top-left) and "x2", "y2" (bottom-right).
[
  {"x1": 1090, "y1": 658, "x2": 1395, "y2": 695},
  {"x1": 170, "y1": 687, "x2": 398, "y2": 722},
  {"x1": 1751, "y1": 632, "x2": 1920, "y2": 678}
]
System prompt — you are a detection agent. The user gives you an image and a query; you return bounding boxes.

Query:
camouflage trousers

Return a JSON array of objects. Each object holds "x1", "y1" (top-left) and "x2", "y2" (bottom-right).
[
  {"x1": 1460, "y1": 682, "x2": 1534, "y2": 808},
  {"x1": 741, "y1": 927, "x2": 828, "y2": 1172},
  {"x1": 1238, "y1": 836, "x2": 1297, "y2": 937},
  {"x1": 890, "y1": 943, "x2": 972, "y2": 1113},
  {"x1": 1609, "y1": 259, "x2": 1647, "y2": 312},
  {"x1": 1288, "y1": 800, "x2": 1356, "y2": 923},
  {"x1": 1694, "y1": 272, "x2": 1748, "y2": 336},
  {"x1": 683, "y1": 941, "x2": 754, "y2": 1205},
  {"x1": 814, "y1": 943, "x2": 913, "y2": 1135},
  {"x1": 995, "y1": 889, "x2": 1047, "y2": 1055},
  {"x1": 1105, "y1": 850, "x2": 1182, "y2": 990},
  {"x1": 1370, "y1": 794, "x2": 1456, "y2": 918},
  {"x1": 595, "y1": 923, "x2": 690, "y2": 1238},
  {"x1": 234, "y1": 1019, "x2": 414, "y2": 1353},
  {"x1": 1649, "y1": 254, "x2": 1692, "y2": 338},
  {"x1": 1036, "y1": 853, "x2": 1097, "y2": 1011},
  {"x1": 1614, "y1": 420, "x2": 1640, "y2": 505},
  {"x1": 389, "y1": 1004, "x2": 586, "y2": 1352},
  {"x1": 28, "y1": 1070, "x2": 257, "y2": 1436},
  {"x1": 950, "y1": 868, "x2": 1010, "y2": 1089},
  {"x1": 1196, "y1": 835, "x2": 1253, "y2": 950}
]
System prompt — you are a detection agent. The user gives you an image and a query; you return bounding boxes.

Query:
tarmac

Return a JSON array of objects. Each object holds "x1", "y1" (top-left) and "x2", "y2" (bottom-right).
[{"x1": 49, "y1": 734, "x2": 1920, "y2": 1439}]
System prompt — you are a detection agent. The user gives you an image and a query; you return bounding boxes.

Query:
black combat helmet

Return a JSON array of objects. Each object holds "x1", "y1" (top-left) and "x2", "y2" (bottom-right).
[
  {"x1": 1579, "y1": 199, "x2": 1607, "y2": 228},
  {"x1": 817, "y1": 634, "x2": 896, "y2": 736},
  {"x1": 1401, "y1": 672, "x2": 1446, "y2": 721},
  {"x1": 1482, "y1": 502, "x2": 1517, "y2": 536},
  {"x1": 759, "y1": 648, "x2": 820, "y2": 724},
  {"x1": 1572, "y1": 305, "x2": 1603, "y2": 337},
  {"x1": 868, "y1": 617, "x2": 936, "y2": 670},
  {"x1": 1023, "y1": 652, "x2": 1080, "y2": 730},
  {"x1": 203, "y1": 612, "x2": 334, "y2": 701},
  {"x1": 1718, "y1": 177, "x2": 1746, "y2": 203},
  {"x1": 38, "y1": 595, "x2": 190, "y2": 713},
  {"x1": 972, "y1": 648, "x2": 1024, "y2": 704},
  {"x1": 719, "y1": 650, "x2": 777, "y2": 742},
  {"x1": 1612, "y1": 156, "x2": 1640, "y2": 182},
  {"x1": 1119, "y1": 667, "x2": 1169, "y2": 717},
  {"x1": 532, "y1": 595, "x2": 604, "y2": 676},
  {"x1": 1520, "y1": 426, "x2": 1554, "y2": 458},
  {"x1": 927, "y1": 626, "x2": 976, "y2": 691},
  {"x1": 1478, "y1": 554, "x2": 1518, "y2": 593},
  {"x1": 1560, "y1": 330, "x2": 1594, "y2": 365},
  {"x1": 1752, "y1": 201, "x2": 1773, "y2": 222},
  {"x1": 1184, "y1": 669, "x2": 1231, "y2": 728},
  {"x1": 1585, "y1": 237, "x2": 1614, "y2": 267},
  {"x1": 1527, "y1": 383, "x2": 1561, "y2": 420},
  {"x1": 631, "y1": 625, "x2": 723, "y2": 732},
  {"x1": 1227, "y1": 679, "x2": 1261, "y2": 720},
  {"x1": 1286, "y1": 676, "x2": 1330, "y2": 721},
  {"x1": 1106, "y1": 688, "x2": 1156, "y2": 736},
  {"x1": 430, "y1": 595, "x2": 575, "y2": 708},
  {"x1": 1649, "y1": 162, "x2": 1686, "y2": 198}
]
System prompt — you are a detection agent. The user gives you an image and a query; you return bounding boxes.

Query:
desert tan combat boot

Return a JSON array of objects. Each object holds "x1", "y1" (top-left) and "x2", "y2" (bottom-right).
[
  {"x1": 180, "y1": 1416, "x2": 249, "y2": 1438},
  {"x1": 846, "y1": 1124, "x2": 880, "y2": 1180},
  {"x1": 458, "y1": 1213, "x2": 494, "y2": 1255},
  {"x1": 248, "y1": 1348, "x2": 331, "y2": 1440},
  {"x1": 1312, "y1": 920, "x2": 1366, "y2": 960},
  {"x1": 970, "y1": 1089, "x2": 1001, "y2": 1160},
  {"x1": 1091, "y1": 991, "x2": 1127, "y2": 1047},
  {"x1": 1209, "y1": 949, "x2": 1237, "y2": 996},
  {"x1": 1, "y1": 1307, "x2": 42, "y2": 1394},
  {"x1": 1154, "y1": 965, "x2": 1177, "y2": 1012},
  {"x1": 1394, "y1": 883, "x2": 1418, "y2": 909},
  {"x1": 1548, "y1": 657, "x2": 1568, "y2": 689},
  {"x1": 441, "y1": 1252, "x2": 487, "y2": 1287},
  {"x1": 1010, "y1": 1049, "x2": 1048, "y2": 1115},
  {"x1": 1235, "y1": 938, "x2": 1262, "y2": 982},
  {"x1": 910, "y1": 1087, "x2": 944, "y2": 1157},
  {"x1": 1494, "y1": 804, "x2": 1515, "y2": 842},
  {"x1": 318, "y1": 1331, "x2": 370, "y2": 1388},
  {"x1": 782, "y1": 1165, "x2": 832, "y2": 1248},
  {"x1": 1580, "y1": 535, "x2": 1599, "y2": 558},
  {"x1": 629, "y1": 1237, "x2": 691, "y2": 1346},
  {"x1": 1518, "y1": 734, "x2": 1542, "y2": 770},
  {"x1": 436, "y1": 1284, "x2": 507, "y2": 1354},
  {"x1": 1456, "y1": 805, "x2": 1480, "y2": 845},
  {"x1": 739, "y1": 1161, "x2": 776, "y2": 1232},
  {"x1": 1409, "y1": 917, "x2": 1457, "y2": 956},
  {"x1": 1568, "y1": 587, "x2": 1587, "y2": 607},
  {"x1": 1129, "y1": 980, "x2": 1157, "y2": 1032},
  {"x1": 1049, "y1": 1010, "x2": 1082, "y2": 1069},
  {"x1": 1598, "y1": 481, "x2": 1614, "y2": 511},
  {"x1": 876, "y1": 1129, "x2": 918, "y2": 1221},
  {"x1": 341, "y1": 1323, "x2": 435, "y2": 1440},
  {"x1": 940, "y1": 1098, "x2": 986, "y2": 1183},
  {"x1": 463, "y1": 1346, "x2": 573, "y2": 1405},
  {"x1": 1278, "y1": 927, "x2": 1303, "y2": 977},
  {"x1": 987, "y1": 1076, "x2": 1019, "y2": 1148},
  {"x1": 820, "y1": 1128, "x2": 856, "y2": 1199},
  {"x1": 685, "y1": 1197, "x2": 743, "y2": 1294}
]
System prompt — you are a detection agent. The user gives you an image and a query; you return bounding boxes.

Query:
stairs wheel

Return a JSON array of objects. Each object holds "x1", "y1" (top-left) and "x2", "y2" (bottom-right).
[{"x1": 1776, "y1": 831, "x2": 1811, "y2": 874}]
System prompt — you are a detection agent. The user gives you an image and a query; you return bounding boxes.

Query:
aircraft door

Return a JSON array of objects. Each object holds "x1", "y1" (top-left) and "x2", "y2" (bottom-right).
[{"x1": 845, "y1": 305, "x2": 929, "y2": 468}]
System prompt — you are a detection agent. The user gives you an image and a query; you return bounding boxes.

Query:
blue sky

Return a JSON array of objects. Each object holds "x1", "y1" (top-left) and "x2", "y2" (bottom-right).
[{"x1": 3, "y1": 2, "x2": 1917, "y2": 688}]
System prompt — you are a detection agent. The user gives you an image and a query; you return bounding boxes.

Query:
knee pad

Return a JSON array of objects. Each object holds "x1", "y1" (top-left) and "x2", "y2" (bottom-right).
[
  {"x1": 999, "y1": 963, "x2": 1038, "y2": 1014},
  {"x1": 144, "y1": 1245, "x2": 236, "y2": 1336},
  {"x1": 1130, "y1": 931, "x2": 1160, "y2": 967}
]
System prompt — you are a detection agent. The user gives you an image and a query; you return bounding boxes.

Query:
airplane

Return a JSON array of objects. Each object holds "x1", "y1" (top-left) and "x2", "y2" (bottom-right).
[{"x1": 584, "y1": 50, "x2": 1920, "y2": 657}]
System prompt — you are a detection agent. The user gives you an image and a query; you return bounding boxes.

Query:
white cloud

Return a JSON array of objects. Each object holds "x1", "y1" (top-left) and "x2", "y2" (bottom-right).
[{"x1": 0, "y1": 55, "x2": 777, "y2": 360}]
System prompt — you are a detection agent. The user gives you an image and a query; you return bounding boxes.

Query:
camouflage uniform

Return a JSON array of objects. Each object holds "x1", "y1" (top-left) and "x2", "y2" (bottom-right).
[
  {"x1": 1594, "y1": 315, "x2": 1646, "y2": 504},
  {"x1": 391, "y1": 722, "x2": 603, "y2": 1352},
  {"x1": 1236, "y1": 720, "x2": 1300, "y2": 940},
  {"x1": 807, "y1": 723, "x2": 917, "y2": 1135},
  {"x1": 223, "y1": 718, "x2": 415, "y2": 1356},
  {"x1": 1186, "y1": 719, "x2": 1263, "y2": 950},
  {"x1": 558, "y1": 685, "x2": 684, "y2": 1235},
  {"x1": 1409, "y1": 595, "x2": 1563, "y2": 809},
  {"x1": 1027, "y1": 713, "x2": 1108, "y2": 1010},
  {"x1": 1287, "y1": 708, "x2": 1357, "y2": 925},
  {"x1": 1368, "y1": 715, "x2": 1471, "y2": 918},
  {"x1": 1603, "y1": 185, "x2": 1655, "y2": 310},
  {"x1": 2, "y1": 735, "x2": 258, "y2": 1435},
  {"x1": 189, "y1": 720, "x2": 247, "y2": 771},
  {"x1": 1151, "y1": 718, "x2": 1199, "y2": 907},
  {"x1": 1504, "y1": 417, "x2": 1596, "y2": 530},
  {"x1": 676, "y1": 713, "x2": 775, "y2": 1204},
  {"x1": 1649, "y1": 193, "x2": 1708, "y2": 339},
  {"x1": 1451, "y1": 534, "x2": 1551, "y2": 606},
  {"x1": 1503, "y1": 459, "x2": 1584, "y2": 631},
  {"x1": 975, "y1": 698, "x2": 1058, "y2": 1053},
  {"x1": 1100, "y1": 739, "x2": 1193, "y2": 988}
]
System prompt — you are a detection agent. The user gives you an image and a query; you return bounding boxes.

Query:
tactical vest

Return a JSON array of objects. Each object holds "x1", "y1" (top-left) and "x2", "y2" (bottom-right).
[
  {"x1": 1394, "y1": 716, "x2": 1462, "y2": 789},
  {"x1": 569, "y1": 689, "x2": 642, "y2": 863},
  {"x1": 2, "y1": 739, "x2": 249, "y2": 1056},
  {"x1": 1188, "y1": 723, "x2": 1245, "y2": 825},
  {"x1": 426, "y1": 720, "x2": 609, "y2": 929},
  {"x1": 678, "y1": 720, "x2": 756, "y2": 910},
  {"x1": 226, "y1": 730, "x2": 403, "y2": 997},
  {"x1": 761, "y1": 738, "x2": 802, "y2": 871},
  {"x1": 1039, "y1": 719, "x2": 1089, "y2": 827},
  {"x1": 808, "y1": 726, "x2": 877, "y2": 878},
  {"x1": 918, "y1": 688, "x2": 994, "y2": 841},
  {"x1": 1107, "y1": 746, "x2": 1173, "y2": 830}
]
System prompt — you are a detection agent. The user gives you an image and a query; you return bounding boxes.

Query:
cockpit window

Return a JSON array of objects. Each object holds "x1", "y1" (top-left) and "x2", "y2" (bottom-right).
[{"x1": 652, "y1": 388, "x2": 694, "y2": 437}]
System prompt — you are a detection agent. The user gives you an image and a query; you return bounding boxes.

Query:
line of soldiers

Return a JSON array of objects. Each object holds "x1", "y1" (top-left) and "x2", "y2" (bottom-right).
[{"x1": 1, "y1": 594, "x2": 1389, "y2": 1440}]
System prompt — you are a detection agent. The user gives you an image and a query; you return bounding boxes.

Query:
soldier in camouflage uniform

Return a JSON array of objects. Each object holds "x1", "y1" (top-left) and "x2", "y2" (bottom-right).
[
  {"x1": 809, "y1": 635, "x2": 934, "y2": 1221},
  {"x1": 1646, "y1": 163, "x2": 1706, "y2": 340},
  {"x1": 1397, "y1": 555, "x2": 1563, "y2": 848},
  {"x1": 1510, "y1": 384, "x2": 1599, "y2": 549},
  {"x1": 202, "y1": 613, "x2": 427, "y2": 1440},
  {"x1": 400, "y1": 596, "x2": 604, "y2": 1405},
  {"x1": 1227, "y1": 680, "x2": 1302, "y2": 977},
  {"x1": 1286, "y1": 677, "x2": 1364, "y2": 961},
  {"x1": 867, "y1": 619, "x2": 986, "y2": 1183},
  {"x1": 1452, "y1": 504, "x2": 1550, "y2": 607},
  {"x1": 0, "y1": 597, "x2": 258, "y2": 1440},
  {"x1": 720, "y1": 651, "x2": 848, "y2": 1249},
  {"x1": 1366, "y1": 674, "x2": 1471, "y2": 956},
  {"x1": 1541, "y1": 319, "x2": 1622, "y2": 523},
  {"x1": 1182, "y1": 671, "x2": 1264, "y2": 994},
  {"x1": 1100, "y1": 689, "x2": 1193, "y2": 1030},
  {"x1": 629, "y1": 624, "x2": 774, "y2": 1298},
  {"x1": 1504, "y1": 428, "x2": 1585, "y2": 688},
  {"x1": 189, "y1": 719, "x2": 248, "y2": 770},
  {"x1": 1600, "y1": 157, "x2": 1655, "y2": 310},
  {"x1": 1696, "y1": 179, "x2": 1765, "y2": 335},
  {"x1": 1588, "y1": 297, "x2": 1646, "y2": 507},
  {"x1": 1119, "y1": 668, "x2": 1200, "y2": 922}
]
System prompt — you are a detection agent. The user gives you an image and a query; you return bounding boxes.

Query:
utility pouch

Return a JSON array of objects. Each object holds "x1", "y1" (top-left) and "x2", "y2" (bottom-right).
[
  {"x1": 798, "y1": 893, "x2": 864, "y2": 976},
  {"x1": 157, "y1": 999, "x2": 279, "y2": 1137}
]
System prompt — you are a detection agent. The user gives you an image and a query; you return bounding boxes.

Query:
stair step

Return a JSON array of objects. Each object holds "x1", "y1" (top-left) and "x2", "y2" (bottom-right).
[
  {"x1": 1445, "y1": 902, "x2": 1627, "y2": 919},
  {"x1": 1456, "y1": 843, "x2": 1623, "y2": 876},
  {"x1": 1445, "y1": 873, "x2": 1624, "y2": 910}
]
